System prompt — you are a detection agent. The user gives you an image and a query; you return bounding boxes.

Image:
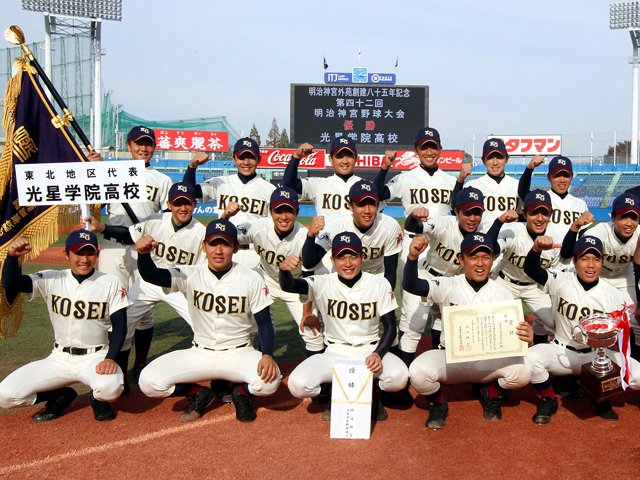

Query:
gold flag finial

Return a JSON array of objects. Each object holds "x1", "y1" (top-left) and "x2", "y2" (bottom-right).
[{"x1": 4, "y1": 25, "x2": 25, "y2": 46}]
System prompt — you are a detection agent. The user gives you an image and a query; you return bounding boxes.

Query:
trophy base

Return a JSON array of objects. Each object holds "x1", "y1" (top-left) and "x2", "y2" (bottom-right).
[{"x1": 578, "y1": 363, "x2": 623, "y2": 403}]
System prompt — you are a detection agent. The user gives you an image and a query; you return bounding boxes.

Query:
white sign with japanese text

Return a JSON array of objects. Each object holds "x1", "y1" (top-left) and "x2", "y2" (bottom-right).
[
  {"x1": 443, "y1": 300, "x2": 527, "y2": 364},
  {"x1": 15, "y1": 161, "x2": 147, "y2": 206},
  {"x1": 330, "y1": 360, "x2": 373, "y2": 440}
]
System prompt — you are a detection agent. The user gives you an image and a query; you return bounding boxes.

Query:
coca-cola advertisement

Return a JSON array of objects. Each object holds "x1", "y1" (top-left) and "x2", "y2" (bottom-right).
[
  {"x1": 355, "y1": 150, "x2": 464, "y2": 171},
  {"x1": 258, "y1": 148, "x2": 326, "y2": 169},
  {"x1": 155, "y1": 129, "x2": 229, "y2": 152}
]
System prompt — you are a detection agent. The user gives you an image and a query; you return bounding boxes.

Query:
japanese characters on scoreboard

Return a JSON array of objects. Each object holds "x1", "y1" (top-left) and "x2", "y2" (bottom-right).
[
  {"x1": 15, "y1": 161, "x2": 148, "y2": 206},
  {"x1": 291, "y1": 84, "x2": 428, "y2": 147}
]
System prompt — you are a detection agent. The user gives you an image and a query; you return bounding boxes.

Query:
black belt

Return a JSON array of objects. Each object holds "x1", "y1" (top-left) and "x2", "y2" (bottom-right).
[
  {"x1": 553, "y1": 339, "x2": 592, "y2": 354},
  {"x1": 54, "y1": 343, "x2": 105, "y2": 355},
  {"x1": 193, "y1": 341, "x2": 250, "y2": 351},
  {"x1": 103, "y1": 234, "x2": 134, "y2": 246},
  {"x1": 427, "y1": 267, "x2": 444, "y2": 277},
  {"x1": 498, "y1": 270, "x2": 534, "y2": 286},
  {"x1": 239, "y1": 244, "x2": 250, "y2": 250},
  {"x1": 326, "y1": 339, "x2": 377, "y2": 347},
  {"x1": 405, "y1": 232, "x2": 416, "y2": 238}
]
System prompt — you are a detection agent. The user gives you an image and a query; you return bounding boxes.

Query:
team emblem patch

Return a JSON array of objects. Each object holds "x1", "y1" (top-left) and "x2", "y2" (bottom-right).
[
  {"x1": 469, "y1": 192, "x2": 478, "y2": 200},
  {"x1": 340, "y1": 234, "x2": 351, "y2": 243},
  {"x1": 177, "y1": 185, "x2": 187, "y2": 192},
  {"x1": 585, "y1": 237, "x2": 596, "y2": 245},
  {"x1": 473, "y1": 234, "x2": 484, "y2": 242},
  {"x1": 79, "y1": 232, "x2": 90, "y2": 241},
  {"x1": 535, "y1": 193, "x2": 545, "y2": 201},
  {"x1": 489, "y1": 141, "x2": 498, "y2": 148},
  {"x1": 119, "y1": 287, "x2": 128, "y2": 299},
  {"x1": 360, "y1": 183, "x2": 371, "y2": 191},
  {"x1": 242, "y1": 140, "x2": 252, "y2": 147}
]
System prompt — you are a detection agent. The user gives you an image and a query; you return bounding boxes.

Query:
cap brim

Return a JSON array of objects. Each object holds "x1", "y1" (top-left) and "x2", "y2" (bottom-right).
[
  {"x1": 205, "y1": 233, "x2": 236, "y2": 245},
  {"x1": 463, "y1": 244, "x2": 493, "y2": 256},
  {"x1": 458, "y1": 201, "x2": 485, "y2": 212},
  {"x1": 69, "y1": 242, "x2": 98, "y2": 253},
  {"x1": 234, "y1": 148, "x2": 259, "y2": 159},
  {"x1": 351, "y1": 193, "x2": 379, "y2": 205},
  {"x1": 549, "y1": 167, "x2": 572, "y2": 176},
  {"x1": 416, "y1": 139, "x2": 441, "y2": 149},
  {"x1": 525, "y1": 203, "x2": 552, "y2": 214},
  {"x1": 129, "y1": 134, "x2": 155, "y2": 144},
  {"x1": 331, "y1": 146, "x2": 356, "y2": 157},
  {"x1": 613, "y1": 207, "x2": 640, "y2": 218},
  {"x1": 332, "y1": 246, "x2": 362, "y2": 257},
  {"x1": 483, "y1": 149, "x2": 507, "y2": 158},
  {"x1": 169, "y1": 194, "x2": 196, "y2": 205},
  {"x1": 271, "y1": 200, "x2": 298, "y2": 211},
  {"x1": 575, "y1": 246, "x2": 602, "y2": 258}
]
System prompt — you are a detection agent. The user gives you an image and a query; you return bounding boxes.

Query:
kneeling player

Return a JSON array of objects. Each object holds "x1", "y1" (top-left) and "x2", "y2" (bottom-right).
[
  {"x1": 0, "y1": 231, "x2": 130, "y2": 422},
  {"x1": 136, "y1": 219, "x2": 281, "y2": 422},
  {"x1": 279, "y1": 232, "x2": 408, "y2": 422},
  {"x1": 404, "y1": 234, "x2": 533, "y2": 429}
]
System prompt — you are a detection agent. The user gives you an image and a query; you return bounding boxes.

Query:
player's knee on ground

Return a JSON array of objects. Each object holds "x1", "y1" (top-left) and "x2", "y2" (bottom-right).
[{"x1": 287, "y1": 370, "x2": 321, "y2": 399}]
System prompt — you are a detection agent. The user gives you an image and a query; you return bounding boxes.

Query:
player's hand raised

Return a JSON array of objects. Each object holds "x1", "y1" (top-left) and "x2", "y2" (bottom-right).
[
  {"x1": 95, "y1": 358, "x2": 118, "y2": 375},
  {"x1": 136, "y1": 235, "x2": 157, "y2": 255},
  {"x1": 189, "y1": 152, "x2": 210, "y2": 168},
  {"x1": 307, "y1": 216, "x2": 325, "y2": 237},
  {"x1": 295, "y1": 143, "x2": 314, "y2": 159},
  {"x1": 408, "y1": 235, "x2": 429, "y2": 260},
  {"x1": 528, "y1": 155, "x2": 545, "y2": 170},
  {"x1": 571, "y1": 211, "x2": 595, "y2": 232},
  {"x1": 257, "y1": 354, "x2": 280, "y2": 383},
  {"x1": 498, "y1": 209, "x2": 519, "y2": 223},
  {"x1": 87, "y1": 150, "x2": 103, "y2": 162},
  {"x1": 222, "y1": 201, "x2": 241, "y2": 219},
  {"x1": 458, "y1": 163, "x2": 472, "y2": 182},
  {"x1": 381, "y1": 150, "x2": 397, "y2": 171},
  {"x1": 410, "y1": 207, "x2": 430, "y2": 222},
  {"x1": 7, "y1": 237, "x2": 31, "y2": 257},
  {"x1": 365, "y1": 352, "x2": 383, "y2": 374},
  {"x1": 533, "y1": 235, "x2": 561, "y2": 252},
  {"x1": 84, "y1": 216, "x2": 105, "y2": 233},
  {"x1": 279, "y1": 255, "x2": 301, "y2": 271},
  {"x1": 515, "y1": 321, "x2": 534, "y2": 346}
]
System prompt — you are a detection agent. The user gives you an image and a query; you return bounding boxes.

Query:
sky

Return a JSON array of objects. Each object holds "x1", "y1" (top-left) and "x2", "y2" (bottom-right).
[{"x1": 2, "y1": 0, "x2": 637, "y2": 158}]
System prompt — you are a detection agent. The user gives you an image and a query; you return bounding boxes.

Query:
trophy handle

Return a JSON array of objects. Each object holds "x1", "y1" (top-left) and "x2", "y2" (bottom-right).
[{"x1": 571, "y1": 324, "x2": 587, "y2": 344}]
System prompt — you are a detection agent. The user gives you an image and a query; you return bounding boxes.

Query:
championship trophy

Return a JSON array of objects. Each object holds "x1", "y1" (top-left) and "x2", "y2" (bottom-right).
[{"x1": 572, "y1": 313, "x2": 623, "y2": 402}]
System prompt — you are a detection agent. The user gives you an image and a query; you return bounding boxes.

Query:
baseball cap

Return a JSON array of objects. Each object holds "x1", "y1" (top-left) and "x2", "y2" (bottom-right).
[
  {"x1": 348, "y1": 179, "x2": 379, "y2": 205},
  {"x1": 524, "y1": 189, "x2": 552, "y2": 213},
  {"x1": 331, "y1": 231, "x2": 362, "y2": 257},
  {"x1": 548, "y1": 156, "x2": 573, "y2": 176},
  {"x1": 574, "y1": 235, "x2": 603, "y2": 258},
  {"x1": 414, "y1": 127, "x2": 441, "y2": 148},
  {"x1": 455, "y1": 187, "x2": 485, "y2": 212},
  {"x1": 270, "y1": 186, "x2": 299, "y2": 211},
  {"x1": 611, "y1": 192, "x2": 640, "y2": 218},
  {"x1": 233, "y1": 137, "x2": 260, "y2": 159},
  {"x1": 459, "y1": 232, "x2": 494, "y2": 256},
  {"x1": 205, "y1": 218, "x2": 238, "y2": 246},
  {"x1": 330, "y1": 136, "x2": 357, "y2": 157},
  {"x1": 65, "y1": 230, "x2": 99, "y2": 253},
  {"x1": 168, "y1": 182, "x2": 196, "y2": 205},
  {"x1": 127, "y1": 125, "x2": 155, "y2": 144},
  {"x1": 482, "y1": 138, "x2": 508, "y2": 159}
]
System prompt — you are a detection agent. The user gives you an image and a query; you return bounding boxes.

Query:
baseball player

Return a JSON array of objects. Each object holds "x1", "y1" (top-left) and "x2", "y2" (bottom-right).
[
  {"x1": 0, "y1": 231, "x2": 131, "y2": 422},
  {"x1": 99, "y1": 125, "x2": 172, "y2": 382},
  {"x1": 136, "y1": 218, "x2": 281, "y2": 422},
  {"x1": 518, "y1": 155, "x2": 589, "y2": 236},
  {"x1": 403, "y1": 233, "x2": 533, "y2": 429},
  {"x1": 524, "y1": 234, "x2": 640, "y2": 422},
  {"x1": 279, "y1": 232, "x2": 409, "y2": 422},
  {"x1": 282, "y1": 137, "x2": 363, "y2": 217},
  {"x1": 494, "y1": 190, "x2": 567, "y2": 344},
  {"x1": 372, "y1": 128, "x2": 461, "y2": 358},
  {"x1": 302, "y1": 179, "x2": 403, "y2": 290},
  {"x1": 86, "y1": 182, "x2": 206, "y2": 391},
  {"x1": 182, "y1": 137, "x2": 275, "y2": 269},
  {"x1": 221, "y1": 186, "x2": 324, "y2": 355},
  {"x1": 464, "y1": 138, "x2": 521, "y2": 231},
  {"x1": 399, "y1": 187, "x2": 505, "y2": 360},
  {"x1": 561, "y1": 192, "x2": 640, "y2": 351}
]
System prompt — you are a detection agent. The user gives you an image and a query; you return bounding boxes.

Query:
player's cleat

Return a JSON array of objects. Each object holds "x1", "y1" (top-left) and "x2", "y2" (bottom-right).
[
  {"x1": 89, "y1": 393, "x2": 117, "y2": 422},
  {"x1": 480, "y1": 386, "x2": 502, "y2": 421},
  {"x1": 381, "y1": 387, "x2": 414, "y2": 407},
  {"x1": 596, "y1": 400, "x2": 619, "y2": 421},
  {"x1": 32, "y1": 387, "x2": 78, "y2": 422},
  {"x1": 425, "y1": 400, "x2": 448, "y2": 430},
  {"x1": 231, "y1": 387, "x2": 257, "y2": 422},
  {"x1": 321, "y1": 403, "x2": 332, "y2": 421},
  {"x1": 532, "y1": 396, "x2": 558, "y2": 424},
  {"x1": 131, "y1": 363, "x2": 146, "y2": 383},
  {"x1": 181, "y1": 387, "x2": 215, "y2": 422},
  {"x1": 371, "y1": 395, "x2": 388, "y2": 422},
  {"x1": 312, "y1": 383, "x2": 331, "y2": 405},
  {"x1": 210, "y1": 380, "x2": 233, "y2": 404}
]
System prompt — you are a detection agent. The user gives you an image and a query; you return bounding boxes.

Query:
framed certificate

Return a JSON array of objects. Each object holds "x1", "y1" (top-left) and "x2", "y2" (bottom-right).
[{"x1": 443, "y1": 300, "x2": 527, "y2": 364}]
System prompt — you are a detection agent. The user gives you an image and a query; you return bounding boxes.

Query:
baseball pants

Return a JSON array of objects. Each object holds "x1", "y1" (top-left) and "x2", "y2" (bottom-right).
[
  {"x1": 495, "y1": 275, "x2": 554, "y2": 336},
  {"x1": 0, "y1": 348, "x2": 124, "y2": 408}
]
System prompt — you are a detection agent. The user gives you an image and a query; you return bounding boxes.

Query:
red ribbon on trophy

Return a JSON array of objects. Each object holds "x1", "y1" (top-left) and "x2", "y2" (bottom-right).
[{"x1": 611, "y1": 305, "x2": 634, "y2": 390}]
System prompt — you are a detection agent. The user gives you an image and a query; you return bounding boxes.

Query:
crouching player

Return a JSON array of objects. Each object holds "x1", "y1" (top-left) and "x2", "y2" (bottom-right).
[
  {"x1": 524, "y1": 234, "x2": 640, "y2": 423},
  {"x1": 0, "y1": 231, "x2": 130, "y2": 422},
  {"x1": 279, "y1": 232, "x2": 408, "y2": 421},
  {"x1": 136, "y1": 219, "x2": 281, "y2": 422},
  {"x1": 404, "y1": 233, "x2": 533, "y2": 429}
]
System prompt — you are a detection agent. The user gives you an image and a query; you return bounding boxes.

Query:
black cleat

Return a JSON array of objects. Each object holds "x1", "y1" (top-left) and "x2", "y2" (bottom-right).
[
  {"x1": 425, "y1": 400, "x2": 448, "y2": 430},
  {"x1": 89, "y1": 393, "x2": 116, "y2": 422},
  {"x1": 596, "y1": 400, "x2": 619, "y2": 421},
  {"x1": 231, "y1": 387, "x2": 257, "y2": 422},
  {"x1": 210, "y1": 380, "x2": 233, "y2": 404},
  {"x1": 532, "y1": 396, "x2": 558, "y2": 424},
  {"x1": 181, "y1": 387, "x2": 215, "y2": 422},
  {"x1": 371, "y1": 395, "x2": 388, "y2": 422},
  {"x1": 32, "y1": 387, "x2": 78, "y2": 422},
  {"x1": 480, "y1": 386, "x2": 503, "y2": 421}
]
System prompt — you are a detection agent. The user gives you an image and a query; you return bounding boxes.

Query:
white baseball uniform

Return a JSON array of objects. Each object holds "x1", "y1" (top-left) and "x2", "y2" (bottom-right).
[
  {"x1": 122, "y1": 212, "x2": 207, "y2": 350},
  {"x1": 300, "y1": 174, "x2": 363, "y2": 217},
  {"x1": 236, "y1": 216, "x2": 324, "y2": 351},
  {"x1": 101, "y1": 165, "x2": 172, "y2": 286},
  {"x1": 548, "y1": 190, "x2": 589, "y2": 237},
  {"x1": 287, "y1": 272, "x2": 408, "y2": 398},
  {"x1": 409, "y1": 275, "x2": 532, "y2": 396},
  {"x1": 199, "y1": 174, "x2": 275, "y2": 268},
  {"x1": 467, "y1": 174, "x2": 520, "y2": 231},
  {"x1": 138, "y1": 262, "x2": 282, "y2": 398},
  {"x1": 527, "y1": 269, "x2": 640, "y2": 388},
  {"x1": 0, "y1": 269, "x2": 132, "y2": 408}
]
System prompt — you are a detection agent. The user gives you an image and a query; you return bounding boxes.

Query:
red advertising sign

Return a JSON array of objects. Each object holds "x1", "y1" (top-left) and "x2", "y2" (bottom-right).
[
  {"x1": 355, "y1": 150, "x2": 464, "y2": 170},
  {"x1": 496, "y1": 135, "x2": 562, "y2": 156},
  {"x1": 258, "y1": 148, "x2": 327, "y2": 169},
  {"x1": 155, "y1": 129, "x2": 229, "y2": 152}
]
